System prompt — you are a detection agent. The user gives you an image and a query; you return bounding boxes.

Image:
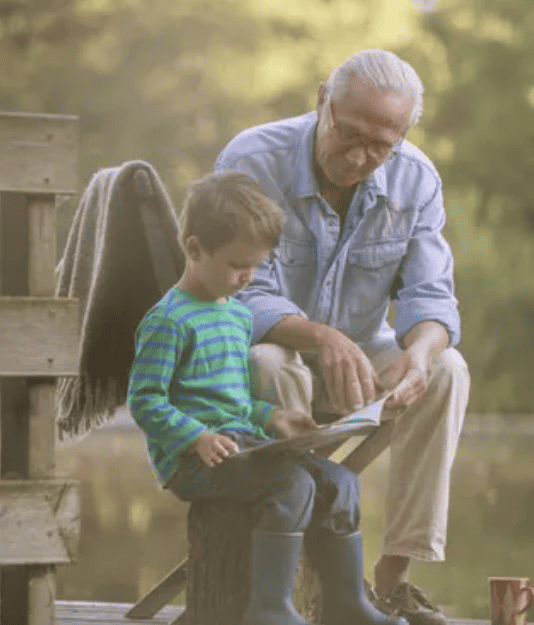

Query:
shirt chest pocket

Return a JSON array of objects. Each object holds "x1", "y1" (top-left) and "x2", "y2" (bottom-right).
[
  {"x1": 343, "y1": 241, "x2": 407, "y2": 318},
  {"x1": 275, "y1": 238, "x2": 316, "y2": 309},
  {"x1": 278, "y1": 238, "x2": 315, "y2": 267}
]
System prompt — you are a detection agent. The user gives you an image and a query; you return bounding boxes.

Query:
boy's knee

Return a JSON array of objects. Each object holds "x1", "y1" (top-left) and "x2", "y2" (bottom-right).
[{"x1": 264, "y1": 462, "x2": 316, "y2": 532}]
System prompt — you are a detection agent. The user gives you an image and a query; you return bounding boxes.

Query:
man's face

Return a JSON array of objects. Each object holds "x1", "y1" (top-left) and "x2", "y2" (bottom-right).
[{"x1": 315, "y1": 76, "x2": 414, "y2": 189}]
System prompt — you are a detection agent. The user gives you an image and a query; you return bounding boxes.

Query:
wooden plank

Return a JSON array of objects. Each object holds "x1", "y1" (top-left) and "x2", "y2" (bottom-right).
[
  {"x1": 53, "y1": 602, "x2": 499, "y2": 625},
  {"x1": 0, "y1": 479, "x2": 80, "y2": 565},
  {"x1": 0, "y1": 112, "x2": 78, "y2": 194},
  {"x1": 57, "y1": 601, "x2": 185, "y2": 624},
  {"x1": 125, "y1": 559, "x2": 187, "y2": 620},
  {"x1": 28, "y1": 195, "x2": 57, "y2": 296},
  {"x1": 0, "y1": 296, "x2": 79, "y2": 376},
  {"x1": 28, "y1": 381, "x2": 56, "y2": 478},
  {"x1": 26, "y1": 193, "x2": 61, "y2": 625}
]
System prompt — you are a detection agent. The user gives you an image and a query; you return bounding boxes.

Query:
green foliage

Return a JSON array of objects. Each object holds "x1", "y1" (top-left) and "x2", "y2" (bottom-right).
[
  {"x1": 397, "y1": 0, "x2": 534, "y2": 411},
  {"x1": 2, "y1": 0, "x2": 533, "y2": 412}
]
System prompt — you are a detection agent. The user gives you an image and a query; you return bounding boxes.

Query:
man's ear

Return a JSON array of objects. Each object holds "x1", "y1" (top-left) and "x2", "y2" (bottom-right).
[
  {"x1": 184, "y1": 235, "x2": 202, "y2": 260},
  {"x1": 317, "y1": 82, "x2": 327, "y2": 112}
]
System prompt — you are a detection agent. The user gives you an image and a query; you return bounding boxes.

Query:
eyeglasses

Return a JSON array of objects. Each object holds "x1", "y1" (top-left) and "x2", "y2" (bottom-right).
[{"x1": 325, "y1": 97, "x2": 403, "y2": 161}]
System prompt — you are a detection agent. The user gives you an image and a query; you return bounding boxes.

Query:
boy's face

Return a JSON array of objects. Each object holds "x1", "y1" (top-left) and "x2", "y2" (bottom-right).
[{"x1": 185, "y1": 235, "x2": 271, "y2": 302}]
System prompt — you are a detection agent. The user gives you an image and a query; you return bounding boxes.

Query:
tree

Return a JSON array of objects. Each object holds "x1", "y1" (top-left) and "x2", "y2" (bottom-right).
[{"x1": 397, "y1": 0, "x2": 534, "y2": 411}]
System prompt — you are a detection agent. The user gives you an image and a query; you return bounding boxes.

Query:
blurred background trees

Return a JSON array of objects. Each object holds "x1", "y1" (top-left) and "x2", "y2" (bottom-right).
[{"x1": 1, "y1": 0, "x2": 532, "y2": 412}]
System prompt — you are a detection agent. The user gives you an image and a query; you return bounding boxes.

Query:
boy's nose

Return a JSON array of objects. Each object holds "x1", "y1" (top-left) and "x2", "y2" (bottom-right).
[{"x1": 240, "y1": 268, "x2": 255, "y2": 284}]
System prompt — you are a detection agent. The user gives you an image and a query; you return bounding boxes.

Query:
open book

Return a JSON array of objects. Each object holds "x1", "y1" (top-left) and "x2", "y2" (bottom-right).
[{"x1": 236, "y1": 394, "x2": 389, "y2": 458}]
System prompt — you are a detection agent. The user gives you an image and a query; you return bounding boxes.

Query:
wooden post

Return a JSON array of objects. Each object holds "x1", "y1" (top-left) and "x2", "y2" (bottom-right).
[
  {"x1": 27, "y1": 195, "x2": 58, "y2": 625},
  {"x1": 0, "y1": 112, "x2": 80, "y2": 625}
]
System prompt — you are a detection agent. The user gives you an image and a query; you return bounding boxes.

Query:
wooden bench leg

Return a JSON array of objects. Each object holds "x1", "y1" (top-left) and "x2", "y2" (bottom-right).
[
  {"x1": 124, "y1": 558, "x2": 187, "y2": 620},
  {"x1": 339, "y1": 420, "x2": 394, "y2": 473}
]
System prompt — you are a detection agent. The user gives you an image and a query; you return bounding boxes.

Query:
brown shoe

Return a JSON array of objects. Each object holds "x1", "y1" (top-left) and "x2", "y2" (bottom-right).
[{"x1": 369, "y1": 582, "x2": 448, "y2": 625}]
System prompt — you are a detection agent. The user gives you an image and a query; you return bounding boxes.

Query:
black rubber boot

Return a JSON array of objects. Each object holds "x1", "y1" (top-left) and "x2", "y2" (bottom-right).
[
  {"x1": 315, "y1": 530, "x2": 409, "y2": 625},
  {"x1": 242, "y1": 530, "x2": 310, "y2": 625}
]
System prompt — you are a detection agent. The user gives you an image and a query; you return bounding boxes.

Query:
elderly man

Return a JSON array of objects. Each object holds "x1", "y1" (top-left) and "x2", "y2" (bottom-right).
[{"x1": 215, "y1": 49, "x2": 469, "y2": 625}]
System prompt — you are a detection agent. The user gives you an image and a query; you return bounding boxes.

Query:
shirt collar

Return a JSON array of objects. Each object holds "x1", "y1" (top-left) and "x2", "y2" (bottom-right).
[{"x1": 294, "y1": 112, "x2": 320, "y2": 198}]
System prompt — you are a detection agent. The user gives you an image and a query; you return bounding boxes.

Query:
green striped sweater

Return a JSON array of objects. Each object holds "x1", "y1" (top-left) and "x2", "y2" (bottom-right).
[{"x1": 128, "y1": 287, "x2": 276, "y2": 484}]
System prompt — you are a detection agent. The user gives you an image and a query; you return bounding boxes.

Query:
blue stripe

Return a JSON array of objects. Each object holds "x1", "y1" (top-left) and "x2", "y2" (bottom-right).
[
  {"x1": 143, "y1": 323, "x2": 181, "y2": 337},
  {"x1": 179, "y1": 405, "x2": 218, "y2": 416},
  {"x1": 179, "y1": 367, "x2": 248, "y2": 382},
  {"x1": 137, "y1": 404, "x2": 173, "y2": 427},
  {"x1": 196, "y1": 320, "x2": 247, "y2": 333},
  {"x1": 163, "y1": 297, "x2": 198, "y2": 316},
  {"x1": 135, "y1": 356, "x2": 176, "y2": 368},
  {"x1": 229, "y1": 307, "x2": 250, "y2": 322},
  {"x1": 188, "y1": 350, "x2": 245, "y2": 366},
  {"x1": 167, "y1": 426, "x2": 205, "y2": 453},
  {"x1": 196, "y1": 335, "x2": 244, "y2": 349},
  {"x1": 130, "y1": 372, "x2": 172, "y2": 384},
  {"x1": 127, "y1": 395, "x2": 151, "y2": 410},
  {"x1": 203, "y1": 382, "x2": 248, "y2": 392},
  {"x1": 171, "y1": 308, "x2": 219, "y2": 325},
  {"x1": 142, "y1": 341, "x2": 176, "y2": 352}
]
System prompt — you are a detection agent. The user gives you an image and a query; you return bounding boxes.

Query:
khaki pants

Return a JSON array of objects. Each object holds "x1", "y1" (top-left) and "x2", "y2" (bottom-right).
[{"x1": 249, "y1": 340, "x2": 470, "y2": 562}]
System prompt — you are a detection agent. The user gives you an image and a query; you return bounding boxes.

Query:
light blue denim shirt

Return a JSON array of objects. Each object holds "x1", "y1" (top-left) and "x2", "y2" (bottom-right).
[{"x1": 215, "y1": 112, "x2": 460, "y2": 348}]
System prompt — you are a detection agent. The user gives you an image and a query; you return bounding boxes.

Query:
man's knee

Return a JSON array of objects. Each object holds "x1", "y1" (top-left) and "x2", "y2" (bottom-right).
[
  {"x1": 249, "y1": 343, "x2": 300, "y2": 377},
  {"x1": 432, "y1": 348, "x2": 470, "y2": 393},
  {"x1": 248, "y1": 343, "x2": 313, "y2": 412}
]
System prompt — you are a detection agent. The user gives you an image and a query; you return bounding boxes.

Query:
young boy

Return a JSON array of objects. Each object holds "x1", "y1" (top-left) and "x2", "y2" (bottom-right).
[{"x1": 128, "y1": 171, "x2": 406, "y2": 625}]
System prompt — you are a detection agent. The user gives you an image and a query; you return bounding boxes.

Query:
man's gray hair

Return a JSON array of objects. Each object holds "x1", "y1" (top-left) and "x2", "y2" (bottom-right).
[{"x1": 325, "y1": 49, "x2": 424, "y2": 127}]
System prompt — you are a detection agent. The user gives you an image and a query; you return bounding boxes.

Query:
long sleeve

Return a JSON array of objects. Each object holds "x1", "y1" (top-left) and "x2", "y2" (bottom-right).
[
  {"x1": 392, "y1": 178, "x2": 460, "y2": 346},
  {"x1": 128, "y1": 314, "x2": 207, "y2": 468}
]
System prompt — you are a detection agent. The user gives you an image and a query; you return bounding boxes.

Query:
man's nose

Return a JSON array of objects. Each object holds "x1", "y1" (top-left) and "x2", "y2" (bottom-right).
[{"x1": 345, "y1": 145, "x2": 368, "y2": 166}]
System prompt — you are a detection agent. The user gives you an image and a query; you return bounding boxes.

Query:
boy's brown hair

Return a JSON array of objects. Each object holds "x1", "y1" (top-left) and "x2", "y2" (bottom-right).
[{"x1": 178, "y1": 171, "x2": 285, "y2": 254}]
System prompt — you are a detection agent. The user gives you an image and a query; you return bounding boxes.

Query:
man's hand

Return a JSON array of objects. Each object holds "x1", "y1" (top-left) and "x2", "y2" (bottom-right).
[
  {"x1": 264, "y1": 316, "x2": 381, "y2": 414},
  {"x1": 316, "y1": 326, "x2": 382, "y2": 413},
  {"x1": 266, "y1": 409, "x2": 317, "y2": 439},
  {"x1": 381, "y1": 321, "x2": 449, "y2": 409},
  {"x1": 193, "y1": 431, "x2": 239, "y2": 467},
  {"x1": 380, "y1": 348, "x2": 428, "y2": 409}
]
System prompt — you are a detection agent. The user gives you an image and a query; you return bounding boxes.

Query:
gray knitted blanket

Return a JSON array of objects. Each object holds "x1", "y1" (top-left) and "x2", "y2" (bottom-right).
[{"x1": 55, "y1": 160, "x2": 184, "y2": 438}]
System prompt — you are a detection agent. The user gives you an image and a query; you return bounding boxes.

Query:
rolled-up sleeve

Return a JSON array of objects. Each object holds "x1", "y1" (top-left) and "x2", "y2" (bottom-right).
[
  {"x1": 393, "y1": 179, "x2": 460, "y2": 346},
  {"x1": 237, "y1": 254, "x2": 307, "y2": 344}
]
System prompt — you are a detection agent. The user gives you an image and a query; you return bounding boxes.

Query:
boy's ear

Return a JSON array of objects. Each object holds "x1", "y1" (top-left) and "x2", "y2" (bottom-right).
[{"x1": 184, "y1": 235, "x2": 202, "y2": 260}]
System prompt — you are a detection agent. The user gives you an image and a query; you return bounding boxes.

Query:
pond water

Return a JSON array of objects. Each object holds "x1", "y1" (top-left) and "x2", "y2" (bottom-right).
[{"x1": 55, "y1": 413, "x2": 534, "y2": 620}]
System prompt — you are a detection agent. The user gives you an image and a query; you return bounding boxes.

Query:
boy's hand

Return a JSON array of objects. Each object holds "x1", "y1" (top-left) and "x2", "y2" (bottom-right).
[
  {"x1": 266, "y1": 410, "x2": 317, "y2": 439},
  {"x1": 193, "y1": 432, "x2": 239, "y2": 467}
]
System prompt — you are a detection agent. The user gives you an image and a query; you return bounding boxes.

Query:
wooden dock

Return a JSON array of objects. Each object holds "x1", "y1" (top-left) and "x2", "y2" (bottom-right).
[
  {"x1": 53, "y1": 603, "x2": 498, "y2": 625},
  {"x1": 56, "y1": 601, "x2": 184, "y2": 624}
]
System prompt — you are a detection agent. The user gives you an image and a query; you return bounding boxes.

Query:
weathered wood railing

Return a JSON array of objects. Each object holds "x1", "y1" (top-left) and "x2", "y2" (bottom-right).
[{"x1": 0, "y1": 112, "x2": 80, "y2": 625}]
